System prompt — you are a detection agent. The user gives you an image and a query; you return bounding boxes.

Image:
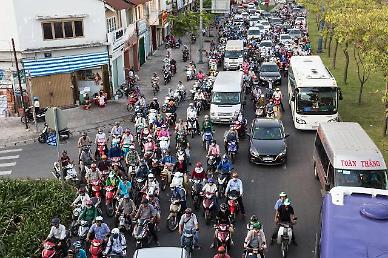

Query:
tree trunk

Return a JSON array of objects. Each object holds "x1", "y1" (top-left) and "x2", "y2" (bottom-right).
[
  {"x1": 327, "y1": 35, "x2": 333, "y2": 58},
  {"x1": 358, "y1": 81, "x2": 365, "y2": 104},
  {"x1": 343, "y1": 43, "x2": 349, "y2": 84},
  {"x1": 332, "y1": 39, "x2": 339, "y2": 69},
  {"x1": 384, "y1": 78, "x2": 388, "y2": 136},
  {"x1": 324, "y1": 36, "x2": 328, "y2": 49}
]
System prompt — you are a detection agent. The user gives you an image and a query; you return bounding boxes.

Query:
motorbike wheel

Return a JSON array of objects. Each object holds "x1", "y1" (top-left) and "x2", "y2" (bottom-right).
[
  {"x1": 281, "y1": 241, "x2": 288, "y2": 258},
  {"x1": 106, "y1": 203, "x2": 115, "y2": 217},
  {"x1": 204, "y1": 210, "x2": 211, "y2": 225},
  {"x1": 70, "y1": 222, "x2": 78, "y2": 237},
  {"x1": 230, "y1": 152, "x2": 236, "y2": 163},
  {"x1": 38, "y1": 134, "x2": 46, "y2": 143},
  {"x1": 136, "y1": 241, "x2": 143, "y2": 249},
  {"x1": 229, "y1": 213, "x2": 236, "y2": 224},
  {"x1": 191, "y1": 129, "x2": 194, "y2": 138},
  {"x1": 115, "y1": 90, "x2": 124, "y2": 99},
  {"x1": 205, "y1": 141, "x2": 210, "y2": 151},
  {"x1": 164, "y1": 80, "x2": 167, "y2": 85},
  {"x1": 187, "y1": 76, "x2": 190, "y2": 82},
  {"x1": 166, "y1": 215, "x2": 178, "y2": 231}
]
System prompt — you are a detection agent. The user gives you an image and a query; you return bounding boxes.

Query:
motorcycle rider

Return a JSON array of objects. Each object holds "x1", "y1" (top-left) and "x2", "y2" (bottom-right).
[
  {"x1": 274, "y1": 192, "x2": 288, "y2": 210},
  {"x1": 111, "y1": 122, "x2": 124, "y2": 141},
  {"x1": 208, "y1": 140, "x2": 221, "y2": 164},
  {"x1": 244, "y1": 222, "x2": 267, "y2": 258},
  {"x1": 217, "y1": 154, "x2": 233, "y2": 175},
  {"x1": 72, "y1": 187, "x2": 91, "y2": 208},
  {"x1": 151, "y1": 72, "x2": 160, "y2": 88},
  {"x1": 175, "y1": 155, "x2": 188, "y2": 174},
  {"x1": 175, "y1": 119, "x2": 187, "y2": 135},
  {"x1": 134, "y1": 198, "x2": 160, "y2": 246},
  {"x1": 118, "y1": 177, "x2": 132, "y2": 198},
  {"x1": 116, "y1": 194, "x2": 136, "y2": 225},
  {"x1": 97, "y1": 155, "x2": 110, "y2": 174},
  {"x1": 105, "y1": 171, "x2": 120, "y2": 188},
  {"x1": 257, "y1": 94, "x2": 266, "y2": 109},
  {"x1": 171, "y1": 179, "x2": 187, "y2": 210},
  {"x1": 78, "y1": 199, "x2": 98, "y2": 223},
  {"x1": 145, "y1": 173, "x2": 160, "y2": 197},
  {"x1": 108, "y1": 142, "x2": 123, "y2": 162},
  {"x1": 182, "y1": 45, "x2": 189, "y2": 61},
  {"x1": 136, "y1": 161, "x2": 150, "y2": 179},
  {"x1": 125, "y1": 145, "x2": 140, "y2": 166},
  {"x1": 273, "y1": 87, "x2": 285, "y2": 112},
  {"x1": 224, "y1": 125, "x2": 239, "y2": 152},
  {"x1": 78, "y1": 132, "x2": 92, "y2": 157},
  {"x1": 190, "y1": 162, "x2": 206, "y2": 181},
  {"x1": 159, "y1": 124, "x2": 170, "y2": 138},
  {"x1": 87, "y1": 216, "x2": 110, "y2": 242},
  {"x1": 68, "y1": 241, "x2": 87, "y2": 258},
  {"x1": 197, "y1": 70, "x2": 205, "y2": 81},
  {"x1": 210, "y1": 203, "x2": 234, "y2": 249},
  {"x1": 177, "y1": 81, "x2": 186, "y2": 100},
  {"x1": 213, "y1": 246, "x2": 231, "y2": 258},
  {"x1": 187, "y1": 103, "x2": 199, "y2": 132},
  {"x1": 179, "y1": 208, "x2": 200, "y2": 249},
  {"x1": 165, "y1": 100, "x2": 177, "y2": 121},
  {"x1": 47, "y1": 218, "x2": 67, "y2": 254},
  {"x1": 202, "y1": 178, "x2": 218, "y2": 211},
  {"x1": 103, "y1": 228, "x2": 126, "y2": 257},
  {"x1": 135, "y1": 95, "x2": 147, "y2": 114},
  {"x1": 202, "y1": 115, "x2": 214, "y2": 135},
  {"x1": 271, "y1": 198, "x2": 297, "y2": 245},
  {"x1": 149, "y1": 97, "x2": 160, "y2": 112},
  {"x1": 135, "y1": 113, "x2": 147, "y2": 133},
  {"x1": 85, "y1": 163, "x2": 101, "y2": 191},
  {"x1": 225, "y1": 172, "x2": 245, "y2": 215},
  {"x1": 265, "y1": 99, "x2": 275, "y2": 118}
]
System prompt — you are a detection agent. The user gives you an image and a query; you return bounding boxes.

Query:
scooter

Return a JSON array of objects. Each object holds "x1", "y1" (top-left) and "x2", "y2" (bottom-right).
[
  {"x1": 183, "y1": 50, "x2": 189, "y2": 62},
  {"x1": 21, "y1": 106, "x2": 47, "y2": 124},
  {"x1": 181, "y1": 228, "x2": 195, "y2": 254},
  {"x1": 227, "y1": 140, "x2": 238, "y2": 163},
  {"x1": 38, "y1": 123, "x2": 71, "y2": 143},
  {"x1": 89, "y1": 239, "x2": 104, "y2": 258},
  {"x1": 186, "y1": 66, "x2": 195, "y2": 81},
  {"x1": 164, "y1": 69, "x2": 171, "y2": 85},
  {"x1": 151, "y1": 80, "x2": 159, "y2": 95},
  {"x1": 132, "y1": 219, "x2": 151, "y2": 249},
  {"x1": 187, "y1": 117, "x2": 198, "y2": 138},
  {"x1": 202, "y1": 191, "x2": 216, "y2": 225},
  {"x1": 206, "y1": 155, "x2": 217, "y2": 179},
  {"x1": 166, "y1": 197, "x2": 182, "y2": 231},
  {"x1": 41, "y1": 240, "x2": 61, "y2": 258},
  {"x1": 215, "y1": 223, "x2": 232, "y2": 252},
  {"x1": 78, "y1": 220, "x2": 91, "y2": 244},
  {"x1": 105, "y1": 185, "x2": 116, "y2": 217},
  {"x1": 277, "y1": 221, "x2": 296, "y2": 258},
  {"x1": 190, "y1": 179, "x2": 202, "y2": 210},
  {"x1": 227, "y1": 190, "x2": 240, "y2": 223}
]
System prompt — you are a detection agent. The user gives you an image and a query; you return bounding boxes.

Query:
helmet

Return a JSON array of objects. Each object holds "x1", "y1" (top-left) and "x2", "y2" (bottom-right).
[
  {"x1": 223, "y1": 154, "x2": 228, "y2": 159},
  {"x1": 111, "y1": 228, "x2": 120, "y2": 234},
  {"x1": 161, "y1": 124, "x2": 166, "y2": 128},
  {"x1": 101, "y1": 155, "x2": 107, "y2": 160},
  {"x1": 51, "y1": 218, "x2": 60, "y2": 225},
  {"x1": 204, "y1": 115, "x2": 209, "y2": 119},
  {"x1": 284, "y1": 198, "x2": 291, "y2": 206},
  {"x1": 115, "y1": 121, "x2": 119, "y2": 125},
  {"x1": 185, "y1": 208, "x2": 192, "y2": 214},
  {"x1": 124, "y1": 194, "x2": 130, "y2": 199},
  {"x1": 208, "y1": 178, "x2": 214, "y2": 184},
  {"x1": 253, "y1": 222, "x2": 262, "y2": 230},
  {"x1": 81, "y1": 132, "x2": 86, "y2": 136},
  {"x1": 95, "y1": 216, "x2": 103, "y2": 221},
  {"x1": 212, "y1": 140, "x2": 216, "y2": 144},
  {"x1": 148, "y1": 173, "x2": 155, "y2": 179},
  {"x1": 78, "y1": 187, "x2": 86, "y2": 193},
  {"x1": 260, "y1": 94, "x2": 265, "y2": 98},
  {"x1": 73, "y1": 241, "x2": 82, "y2": 248},
  {"x1": 125, "y1": 128, "x2": 130, "y2": 133},
  {"x1": 220, "y1": 203, "x2": 227, "y2": 211},
  {"x1": 276, "y1": 87, "x2": 280, "y2": 91},
  {"x1": 137, "y1": 113, "x2": 142, "y2": 116},
  {"x1": 91, "y1": 163, "x2": 96, "y2": 168},
  {"x1": 250, "y1": 215, "x2": 258, "y2": 222},
  {"x1": 153, "y1": 97, "x2": 158, "y2": 100},
  {"x1": 217, "y1": 246, "x2": 226, "y2": 253},
  {"x1": 86, "y1": 199, "x2": 93, "y2": 206},
  {"x1": 178, "y1": 156, "x2": 184, "y2": 161},
  {"x1": 232, "y1": 172, "x2": 239, "y2": 178},
  {"x1": 189, "y1": 103, "x2": 194, "y2": 107},
  {"x1": 279, "y1": 192, "x2": 287, "y2": 197},
  {"x1": 195, "y1": 166, "x2": 203, "y2": 173},
  {"x1": 129, "y1": 145, "x2": 135, "y2": 149},
  {"x1": 196, "y1": 162, "x2": 202, "y2": 167}
]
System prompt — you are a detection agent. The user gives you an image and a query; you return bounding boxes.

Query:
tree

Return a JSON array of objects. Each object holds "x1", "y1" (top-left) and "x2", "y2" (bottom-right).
[{"x1": 353, "y1": 48, "x2": 372, "y2": 104}]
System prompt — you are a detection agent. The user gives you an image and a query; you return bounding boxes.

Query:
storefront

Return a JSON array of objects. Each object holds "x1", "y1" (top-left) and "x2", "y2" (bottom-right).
[
  {"x1": 137, "y1": 19, "x2": 150, "y2": 66},
  {"x1": 109, "y1": 27, "x2": 127, "y2": 91},
  {"x1": 0, "y1": 69, "x2": 15, "y2": 117},
  {"x1": 158, "y1": 11, "x2": 170, "y2": 42},
  {"x1": 124, "y1": 23, "x2": 139, "y2": 74},
  {"x1": 22, "y1": 52, "x2": 109, "y2": 107}
]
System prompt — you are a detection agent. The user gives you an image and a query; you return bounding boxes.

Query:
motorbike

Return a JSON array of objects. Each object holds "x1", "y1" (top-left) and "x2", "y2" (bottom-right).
[
  {"x1": 21, "y1": 106, "x2": 47, "y2": 123},
  {"x1": 183, "y1": 50, "x2": 189, "y2": 62},
  {"x1": 151, "y1": 80, "x2": 159, "y2": 95},
  {"x1": 166, "y1": 197, "x2": 182, "y2": 231},
  {"x1": 160, "y1": 166, "x2": 170, "y2": 191},
  {"x1": 277, "y1": 221, "x2": 296, "y2": 258},
  {"x1": 202, "y1": 191, "x2": 216, "y2": 225},
  {"x1": 90, "y1": 179, "x2": 102, "y2": 206},
  {"x1": 69, "y1": 205, "x2": 82, "y2": 237},
  {"x1": 202, "y1": 131, "x2": 213, "y2": 150},
  {"x1": 186, "y1": 66, "x2": 195, "y2": 81},
  {"x1": 227, "y1": 190, "x2": 240, "y2": 223},
  {"x1": 244, "y1": 247, "x2": 265, "y2": 258},
  {"x1": 131, "y1": 105, "x2": 143, "y2": 123},
  {"x1": 227, "y1": 140, "x2": 238, "y2": 163},
  {"x1": 181, "y1": 228, "x2": 195, "y2": 254},
  {"x1": 165, "y1": 112, "x2": 176, "y2": 126},
  {"x1": 127, "y1": 93, "x2": 138, "y2": 112},
  {"x1": 105, "y1": 185, "x2": 116, "y2": 217},
  {"x1": 96, "y1": 139, "x2": 107, "y2": 159},
  {"x1": 52, "y1": 162, "x2": 79, "y2": 185},
  {"x1": 206, "y1": 155, "x2": 217, "y2": 179},
  {"x1": 78, "y1": 220, "x2": 91, "y2": 244},
  {"x1": 41, "y1": 239, "x2": 69, "y2": 258},
  {"x1": 163, "y1": 69, "x2": 171, "y2": 85},
  {"x1": 89, "y1": 239, "x2": 104, "y2": 258},
  {"x1": 190, "y1": 179, "x2": 202, "y2": 210},
  {"x1": 255, "y1": 106, "x2": 265, "y2": 118},
  {"x1": 191, "y1": 34, "x2": 196, "y2": 44},
  {"x1": 214, "y1": 223, "x2": 232, "y2": 252},
  {"x1": 115, "y1": 82, "x2": 130, "y2": 99},
  {"x1": 187, "y1": 117, "x2": 198, "y2": 138},
  {"x1": 217, "y1": 172, "x2": 229, "y2": 199},
  {"x1": 132, "y1": 219, "x2": 151, "y2": 249},
  {"x1": 117, "y1": 210, "x2": 132, "y2": 232},
  {"x1": 38, "y1": 123, "x2": 71, "y2": 143},
  {"x1": 170, "y1": 63, "x2": 177, "y2": 75}
]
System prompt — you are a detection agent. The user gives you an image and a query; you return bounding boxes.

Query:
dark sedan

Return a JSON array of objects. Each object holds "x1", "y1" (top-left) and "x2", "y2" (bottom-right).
[
  {"x1": 259, "y1": 62, "x2": 282, "y2": 86},
  {"x1": 248, "y1": 118, "x2": 288, "y2": 165}
]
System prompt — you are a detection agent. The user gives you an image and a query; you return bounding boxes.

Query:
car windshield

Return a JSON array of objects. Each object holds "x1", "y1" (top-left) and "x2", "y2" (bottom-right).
[
  {"x1": 249, "y1": 30, "x2": 261, "y2": 35},
  {"x1": 281, "y1": 35, "x2": 292, "y2": 40},
  {"x1": 253, "y1": 126, "x2": 283, "y2": 140},
  {"x1": 250, "y1": 17, "x2": 260, "y2": 21},
  {"x1": 260, "y1": 42, "x2": 272, "y2": 47},
  {"x1": 290, "y1": 30, "x2": 301, "y2": 36},
  {"x1": 224, "y1": 50, "x2": 243, "y2": 58},
  {"x1": 261, "y1": 65, "x2": 278, "y2": 72},
  {"x1": 296, "y1": 87, "x2": 337, "y2": 115},
  {"x1": 211, "y1": 92, "x2": 240, "y2": 105},
  {"x1": 336, "y1": 169, "x2": 388, "y2": 190},
  {"x1": 261, "y1": 21, "x2": 269, "y2": 26},
  {"x1": 256, "y1": 25, "x2": 264, "y2": 29}
]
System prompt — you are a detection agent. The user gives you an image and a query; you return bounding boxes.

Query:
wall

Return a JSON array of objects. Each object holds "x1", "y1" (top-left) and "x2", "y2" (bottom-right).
[
  {"x1": 11, "y1": 0, "x2": 107, "y2": 51},
  {"x1": 0, "y1": 1, "x2": 19, "y2": 51}
]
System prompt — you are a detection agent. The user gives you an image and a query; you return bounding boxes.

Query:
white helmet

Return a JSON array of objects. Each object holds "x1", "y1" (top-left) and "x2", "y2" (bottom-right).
[
  {"x1": 148, "y1": 173, "x2": 155, "y2": 179},
  {"x1": 111, "y1": 228, "x2": 120, "y2": 234},
  {"x1": 195, "y1": 167, "x2": 204, "y2": 173}
]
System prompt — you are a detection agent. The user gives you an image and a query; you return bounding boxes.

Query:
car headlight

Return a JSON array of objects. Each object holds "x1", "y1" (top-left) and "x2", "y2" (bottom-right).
[
  {"x1": 296, "y1": 117, "x2": 307, "y2": 124},
  {"x1": 327, "y1": 117, "x2": 338, "y2": 122},
  {"x1": 277, "y1": 148, "x2": 287, "y2": 158}
]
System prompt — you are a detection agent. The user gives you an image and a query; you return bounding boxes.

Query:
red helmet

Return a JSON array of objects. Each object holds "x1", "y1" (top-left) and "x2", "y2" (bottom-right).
[{"x1": 196, "y1": 162, "x2": 202, "y2": 167}]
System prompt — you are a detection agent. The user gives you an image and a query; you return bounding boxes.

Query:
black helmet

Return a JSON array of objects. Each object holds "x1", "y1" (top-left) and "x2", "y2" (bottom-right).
[{"x1": 250, "y1": 215, "x2": 258, "y2": 223}]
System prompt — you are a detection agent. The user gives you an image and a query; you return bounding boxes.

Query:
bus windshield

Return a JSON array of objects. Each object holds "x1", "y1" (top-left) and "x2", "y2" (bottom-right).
[
  {"x1": 212, "y1": 92, "x2": 240, "y2": 105},
  {"x1": 335, "y1": 169, "x2": 388, "y2": 190},
  {"x1": 296, "y1": 87, "x2": 337, "y2": 115},
  {"x1": 225, "y1": 50, "x2": 243, "y2": 58}
]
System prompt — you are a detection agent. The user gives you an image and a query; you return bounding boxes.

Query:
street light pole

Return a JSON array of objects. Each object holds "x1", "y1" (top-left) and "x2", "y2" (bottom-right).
[{"x1": 198, "y1": 0, "x2": 204, "y2": 64}]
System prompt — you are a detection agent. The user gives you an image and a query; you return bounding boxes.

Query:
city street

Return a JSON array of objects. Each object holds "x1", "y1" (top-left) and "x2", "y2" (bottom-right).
[{"x1": 0, "y1": 39, "x2": 322, "y2": 258}]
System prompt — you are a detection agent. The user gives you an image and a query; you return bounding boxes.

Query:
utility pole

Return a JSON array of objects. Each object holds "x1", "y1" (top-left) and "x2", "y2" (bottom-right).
[
  {"x1": 53, "y1": 107, "x2": 64, "y2": 190},
  {"x1": 198, "y1": 0, "x2": 204, "y2": 64},
  {"x1": 27, "y1": 72, "x2": 38, "y2": 132},
  {"x1": 12, "y1": 38, "x2": 28, "y2": 129}
]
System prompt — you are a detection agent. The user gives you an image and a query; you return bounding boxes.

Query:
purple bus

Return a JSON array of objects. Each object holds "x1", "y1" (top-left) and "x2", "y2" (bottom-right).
[{"x1": 317, "y1": 186, "x2": 388, "y2": 258}]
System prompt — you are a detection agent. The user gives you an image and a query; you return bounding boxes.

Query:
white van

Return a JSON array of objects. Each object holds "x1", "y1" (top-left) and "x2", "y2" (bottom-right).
[
  {"x1": 223, "y1": 40, "x2": 244, "y2": 70},
  {"x1": 247, "y1": 27, "x2": 262, "y2": 40},
  {"x1": 210, "y1": 71, "x2": 243, "y2": 123}
]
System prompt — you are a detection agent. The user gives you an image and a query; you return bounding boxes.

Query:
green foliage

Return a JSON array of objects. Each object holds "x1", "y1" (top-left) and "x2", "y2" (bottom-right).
[
  {"x1": 169, "y1": 11, "x2": 200, "y2": 37},
  {"x1": 0, "y1": 179, "x2": 76, "y2": 257}
]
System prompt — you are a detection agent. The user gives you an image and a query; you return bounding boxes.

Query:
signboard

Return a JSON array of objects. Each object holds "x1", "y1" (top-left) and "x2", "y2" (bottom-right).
[
  {"x1": 45, "y1": 107, "x2": 67, "y2": 131},
  {"x1": 211, "y1": 0, "x2": 230, "y2": 13},
  {"x1": 0, "y1": 70, "x2": 13, "y2": 88}
]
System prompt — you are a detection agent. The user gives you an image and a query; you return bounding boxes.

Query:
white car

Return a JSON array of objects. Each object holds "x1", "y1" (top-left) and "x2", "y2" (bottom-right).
[
  {"x1": 248, "y1": 27, "x2": 262, "y2": 40},
  {"x1": 241, "y1": 12, "x2": 249, "y2": 20},
  {"x1": 279, "y1": 34, "x2": 293, "y2": 45},
  {"x1": 259, "y1": 20, "x2": 270, "y2": 30},
  {"x1": 249, "y1": 15, "x2": 261, "y2": 26},
  {"x1": 259, "y1": 40, "x2": 273, "y2": 55},
  {"x1": 247, "y1": 3, "x2": 256, "y2": 9},
  {"x1": 295, "y1": 16, "x2": 306, "y2": 26}
]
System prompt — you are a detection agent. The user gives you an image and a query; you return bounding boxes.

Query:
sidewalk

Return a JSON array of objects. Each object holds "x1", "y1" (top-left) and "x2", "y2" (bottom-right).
[{"x1": 0, "y1": 35, "x2": 211, "y2": 148}]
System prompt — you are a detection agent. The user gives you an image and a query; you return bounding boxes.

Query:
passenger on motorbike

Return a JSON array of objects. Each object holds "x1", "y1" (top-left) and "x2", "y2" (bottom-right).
[
  {"x1": 244, "y1": 222, "x2": 267, "y2": 258},
  {"x1": 257, "y1": 94, "x2": 266, "y2": 108},
  {"x1": 125, "y1": 145, "x2": 140, "y2": 165},
  {"x1": 179, "y1": 208, "x2": 200, "y2": 249},
  {"x1": 111, "y1": 122, "x2": 124, "y2": 139},
  {"x1": 118, "y1": 177, "x2": 132, "y2": 198},
  {"x1": 87, "y1": 216, "x2": 110, "y2": 242},
  {"x1": 79, "y1": 199, "x2": 98, "y2": 223},
  {"x1": 72, "y1": 187, "x2": 91, "y2": 208},
  {"x1": 47, "y1": 218, "x2": 68, "y2": 254},
  {"x1": 208, "y1": 140, "x2": 221, "y2": 164},
  {"x1": 134, "y1": 198, "x2": 160, "y2": 246},
  {"x1": 274, "y1": 192, "x2": 288, "y2": 210},
  {"x1": 149, "y1": 97, "x2": 160, "y2": 112},
  {"x1": 190, "y1": 162, "x2": 206, "y2": 181},
  {"x1": 271, "y1": 198, "x2": 297, "y2": 245},
  {"x1": 116, "y1": 194, "x2": 136, "y2": 223},
  {"x1": 145, "y1": 173, "x2": 160, "y2": 196},
  {"x1": 224, "y1": 125, "x2": 239, "y2": 152},
  {"x1": 213, "y1": 246, "x2": 231, "y2": 258},
  {"x1": 103, "y1": 228, "x2": 126, "y2": 257},
  {"x1": 136, "y1": 161, "x2": 150, "y2": 179},
  {"x1": 78, "y1": 132, "x2": 92, "y2": 157}
]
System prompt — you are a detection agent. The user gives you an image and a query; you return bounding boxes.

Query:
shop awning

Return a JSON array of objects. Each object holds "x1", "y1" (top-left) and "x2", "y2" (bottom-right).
[
  {"x1": 105, "y1": 0, "x2": 132, "y2": 10},
  {"x1": 22, "y1": 52, "x2": 109, "y2": 77},
  {"x1": 128, "y1": 0, "x2": 150, "y2": 5}
]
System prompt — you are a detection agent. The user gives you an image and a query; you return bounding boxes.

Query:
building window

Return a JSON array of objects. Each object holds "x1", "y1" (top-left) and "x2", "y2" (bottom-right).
[
  {"x1": 42, "y1": 20, "x2": 84, "y2": 40},
  {"x1": 107, "y1": 16, "x2": 117, "y2": 33},
  {"x1": 135, "y1": 5, "x2": 144, "y2": 21},
  {"x1": 126, "y1": 8, "x2": 134, "y2": 25}
]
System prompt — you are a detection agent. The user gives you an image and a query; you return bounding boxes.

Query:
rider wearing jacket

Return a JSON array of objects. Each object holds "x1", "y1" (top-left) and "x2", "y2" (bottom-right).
[
  {"x1": 217, "y1": 155, "x2": 233, "y2": 174},
  {"x1": 224, "y1": 125, "x2": 239, "y2": 152},
  {"x1": 79, "y1": 199, "x2": 98, "y2": 223},
  {"x1": 103, "y1": 228, "x2": 126, "y2": 257}
]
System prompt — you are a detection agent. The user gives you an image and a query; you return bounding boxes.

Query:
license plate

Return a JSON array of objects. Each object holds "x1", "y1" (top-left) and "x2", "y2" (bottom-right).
[{"x1": 263, "y1": 157, "x2": 273, "y2": 161}]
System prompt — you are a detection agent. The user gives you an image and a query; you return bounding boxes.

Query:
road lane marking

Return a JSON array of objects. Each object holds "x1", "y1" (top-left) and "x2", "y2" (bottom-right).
[
  {"x1": 0, "y1": 162, "x2": 17, "y2": 167},
  {"x1": 0, "y1": 148, "x2": 23, "y2": 154},
  {"x1": 0, "y1": 155, "x2": 19, "y2": 160},
  {"x1": 0, "y1": 171, "x2": 12, "y2": 175}
]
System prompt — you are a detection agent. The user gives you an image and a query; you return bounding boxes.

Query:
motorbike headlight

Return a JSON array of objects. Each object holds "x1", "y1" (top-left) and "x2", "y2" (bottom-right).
[{"x1": 296, "y1": 117, "x2": 307, "y2": 124}]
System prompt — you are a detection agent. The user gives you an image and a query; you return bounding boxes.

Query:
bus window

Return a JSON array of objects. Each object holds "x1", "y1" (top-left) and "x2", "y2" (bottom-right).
[{"x1": 314, "y1": 136, "x2": 330, "y2": 173}]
